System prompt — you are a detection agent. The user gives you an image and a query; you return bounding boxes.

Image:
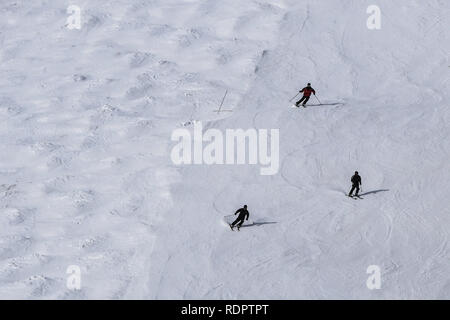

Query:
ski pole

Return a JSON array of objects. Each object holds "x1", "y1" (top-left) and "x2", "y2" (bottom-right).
[
  {"x1": 289, "y1": 92, "x2": 300, "y2": 102},
  {"x1": 315, "y1": 95, "x2": 322, "y2": 105}
]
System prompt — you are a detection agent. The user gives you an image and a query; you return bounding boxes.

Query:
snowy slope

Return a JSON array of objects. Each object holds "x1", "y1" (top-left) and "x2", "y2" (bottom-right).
[{"x1": 1, "y1": 0, "x2": 450, "y2": 299}]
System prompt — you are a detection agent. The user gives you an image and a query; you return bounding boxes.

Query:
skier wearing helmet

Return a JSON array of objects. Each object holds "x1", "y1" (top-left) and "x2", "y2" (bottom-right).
[
  {"x1": 295, "y1": 83, "x2": 316, "y2": 107},
  {"x1": 348, "y1": 171, "x2": 362, "y2": 197},
  {"x1": 230, "y1": 205, "x2": 250, "y2": 231}
]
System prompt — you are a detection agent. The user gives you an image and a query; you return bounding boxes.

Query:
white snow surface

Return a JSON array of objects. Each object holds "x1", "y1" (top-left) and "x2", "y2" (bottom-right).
[{"x1": 1, "y1": 0, "x2": 450, "y2": 299}]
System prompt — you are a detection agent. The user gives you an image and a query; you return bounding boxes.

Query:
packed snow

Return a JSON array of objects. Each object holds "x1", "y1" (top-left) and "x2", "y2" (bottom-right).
[{"x1": 0, "y1": 0, "x2": 449, "y2": 299}]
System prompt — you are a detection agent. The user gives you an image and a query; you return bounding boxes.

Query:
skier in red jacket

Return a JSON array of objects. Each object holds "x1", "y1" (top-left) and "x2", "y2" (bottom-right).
[{"x1": 295, "y1": 83, "x2": 316, "y2": 107}]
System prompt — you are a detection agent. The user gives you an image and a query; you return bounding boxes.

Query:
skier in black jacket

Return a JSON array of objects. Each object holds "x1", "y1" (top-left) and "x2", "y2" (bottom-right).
[
  {"x1": 348, "y1": 171, "x2": 362, "y2": 197},
  {"x1": 230, "y1": 205, "x2": 250, "y2": 231}
]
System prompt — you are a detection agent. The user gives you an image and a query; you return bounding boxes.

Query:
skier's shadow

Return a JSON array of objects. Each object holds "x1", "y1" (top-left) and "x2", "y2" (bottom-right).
[
  {"x1": 307, "y1": 103, "x2": 344, "y2": 107},
  {"x1": 359, "y1": 189, "x2": 390, "y2": 196},
  {"x1": 241, "y1": 221, "x2": 277, "y2": 228}
]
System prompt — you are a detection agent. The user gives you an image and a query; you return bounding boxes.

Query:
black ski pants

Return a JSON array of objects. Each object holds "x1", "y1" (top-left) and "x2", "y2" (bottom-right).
[
  {"x1": 231, "y1": 217, "x2": 245, "y2": 228},
  {"x1": 349, "y1": 184, "x2": 360, "y2": 196},
  {"x1": 296, "y1": 96, "x2": 310, "y2": 106}
]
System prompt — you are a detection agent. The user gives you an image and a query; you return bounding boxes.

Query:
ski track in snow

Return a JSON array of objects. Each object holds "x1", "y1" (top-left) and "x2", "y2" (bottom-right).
[{"x1": 1, "y1": 0, "x2": 450, "y2": 299}]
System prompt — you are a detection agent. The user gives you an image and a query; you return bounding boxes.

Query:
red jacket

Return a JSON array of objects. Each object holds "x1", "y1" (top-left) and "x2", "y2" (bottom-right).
[{"x1": 301, "y1": 86, "x2": 316, "y2": 97}]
